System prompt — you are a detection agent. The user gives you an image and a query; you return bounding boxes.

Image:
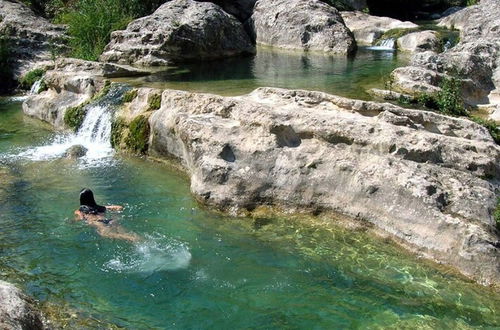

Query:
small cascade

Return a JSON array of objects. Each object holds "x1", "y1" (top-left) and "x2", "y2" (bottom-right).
[
  {"x1": 30, "y1": 78, "x2": 44, "y2": 95},
  {"x1": 367, "y1": 38, "x2": 396, "y2": 51},
  {"x1": 13, "y1": 104, "x2": 115, "y2": 166},
  {"x1": 77, "y1": 105, "x2": 112, "y2": 146}
]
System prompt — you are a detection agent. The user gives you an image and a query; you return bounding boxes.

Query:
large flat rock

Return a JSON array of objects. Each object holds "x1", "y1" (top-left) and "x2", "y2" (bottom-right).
[
  {"x1": 146, "y1": 87, "x2": 499, "y2": 285},
  {"x1": 0, "y1": 280, "x2": 45, "y2": 330}
]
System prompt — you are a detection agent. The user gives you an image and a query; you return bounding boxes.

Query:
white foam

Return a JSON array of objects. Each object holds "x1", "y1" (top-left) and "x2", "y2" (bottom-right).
[
  {"x1": 366, "y1": 38, "x2": 396, "y2": 51},
  {"x1": 103, "y1": 234, "x2": 192, "y2": 273},
  {"x1": 7, "y1": 104, "x2": 115, "y2": 168}
]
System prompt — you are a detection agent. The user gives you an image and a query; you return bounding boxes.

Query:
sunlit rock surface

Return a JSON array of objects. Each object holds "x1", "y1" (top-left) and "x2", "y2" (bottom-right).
[
  {"x1": 249, "y1": 0, "x2": 356, "y2": 54},
  {"x1": 0, "y1": 0, "x2": 67, "y2": 76},
  {"x1": 0, "y1": 281, "x2": 45, "y2": 330},
  {"x1": 100, "y1": 0, "x2": 255, "y2": 66}
]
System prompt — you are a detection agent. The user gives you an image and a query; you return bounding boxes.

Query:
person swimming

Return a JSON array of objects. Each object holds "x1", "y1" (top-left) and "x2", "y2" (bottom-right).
[{"x1": 75, "y1": 188, "x2": 138, "y2": 242}]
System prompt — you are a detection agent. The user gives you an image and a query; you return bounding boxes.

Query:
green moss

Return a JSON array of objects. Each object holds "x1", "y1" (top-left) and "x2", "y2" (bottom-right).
[
  {"x1": 64, "y1": 104, "x2": 87, "y2": 130},
  {"x1": 470, "y1": 117, "x2": 500, "y2": 145},
  {"x1": 123, "y1": 89, "x2": 138, "y2": 103},
  {"x1": 378, "y1": 28, "x2": 420, "y2": 43},
  {"x1": 63, "y1": 80, "x2": 112, "y2": 131},
  {"x1": 148, "y1": 93, "x2": 162, "y2": 111},
  {"x1": 20, "y1": 68, "x2": 46, "y2": 90},
  {"x1": 125, "y1": 115, "x2": 150, "y2": 154},
  {"x1": 110, "y1": 117, "x2": 127, "y2": 148}
]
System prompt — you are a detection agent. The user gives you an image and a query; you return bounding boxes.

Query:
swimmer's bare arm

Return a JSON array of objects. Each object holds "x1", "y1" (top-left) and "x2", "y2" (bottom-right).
[{"x1": 105, "y1": 205, "x2": 123, "y2": 211}]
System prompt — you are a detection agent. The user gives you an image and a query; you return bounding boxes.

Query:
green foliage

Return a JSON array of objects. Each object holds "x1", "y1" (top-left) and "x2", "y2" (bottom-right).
[
  {"x1": 110, "y1": 117, "x2": 127, "y2": 148},
  {"x1": 59, "y1": 0, "x2": 134, "y2": 61},
  {"x1": 436, "y1": 76, "x2": 467, "y2": 116},
  {"x1": 466, "y1": 0, "x2": 478, "y2": 6},
  {"x1": 126, "y1": 115, "x2": 150, "y2": 154},
  {"x1": 0, "y1": 37, "x2": 14, "y2": 94},
  {"x1": 148, "y1": 93, "x2": 162, "y2": 111},
  {"x1": 63, "y1": 80, "x2": 112, "y2": 130},
  {"x1": 470, "y1": 117, "x2": 500, "y2": 145},
  {"x1": 20, "y1": 68, "x2": 46, "y2": 89},
  {"x1": 123, "y1": 89, "x2": 138, "y2": 103},
  {"x1": 416, "y1": 93, "x2": 439, "y2": 110},
  {"x1": 379, "y1": 28, "x2": 420, "y2": 42},
  {"x1": 64, "y1": 104, "x2": 87, "y2": 130}
]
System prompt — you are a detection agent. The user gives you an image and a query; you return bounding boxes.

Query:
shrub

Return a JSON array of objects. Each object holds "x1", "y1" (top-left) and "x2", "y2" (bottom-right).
[
  {"x1": 148, "y1": 93, "x2": 162, "y2": 111},
  {"x1": 123, "y1": 89, "x2": 138, "y2": 103},
  {"x1": 470, "y1": 117, "x2": 500, "y2": 145},
  {"x1": 126, "y1": 115, "x2": 150, "y2": 154},
  {"x1": 436, "y1": 76, "x2": 467, "y2": 116},
  {"x1": 20, "y1": 68, "x2": 46, "y2": 90},
  {"x1": 59, "y1": 0, "x2": 134, "y2": 61}
]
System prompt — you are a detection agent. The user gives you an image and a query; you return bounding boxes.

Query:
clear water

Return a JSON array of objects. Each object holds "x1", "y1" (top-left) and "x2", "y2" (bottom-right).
[
  {"x1": 113, "y1": 47, "x2": 409, "y2": 99},
  {"x1": 1, "y1": 97, "x2": 499, "y2": 328}
]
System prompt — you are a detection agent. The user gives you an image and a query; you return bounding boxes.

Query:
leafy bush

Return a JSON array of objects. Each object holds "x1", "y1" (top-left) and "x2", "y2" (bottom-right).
[
  {"x1": 59, "y1": 0, "x2": 134, "y2": 61},
  {"x1": 436, "y1": 76, "x2": 467, "y2": 116},
  {"x1": 20, "y1": 68, "x2": 46, "y2": 89}
]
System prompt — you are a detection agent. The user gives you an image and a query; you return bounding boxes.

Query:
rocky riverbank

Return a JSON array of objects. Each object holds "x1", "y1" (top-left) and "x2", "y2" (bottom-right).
[
  {"x1": 0, "y1": 280, "x2": 46, "y2": 329},
  {"x1": 23, "y1": 59, "x2": 500, "y2": 286},
  {"x1": 389, "y1": 0, "x2": 500, "y2": 120}
]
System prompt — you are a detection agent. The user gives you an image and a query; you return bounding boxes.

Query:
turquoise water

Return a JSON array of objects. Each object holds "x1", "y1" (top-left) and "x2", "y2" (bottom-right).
[
  {"x1": 114, "y1": 47, "x2": 408, "y2": 99},
  {"x1": 1, "y1": 99, "x2": 499, "y2": 328}
]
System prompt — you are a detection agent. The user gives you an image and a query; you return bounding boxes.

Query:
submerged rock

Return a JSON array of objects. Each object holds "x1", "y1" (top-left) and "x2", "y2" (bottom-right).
[
  {"x1": 249, "y1": 0, "x2": 356, "y2": 54},
  {"x1": 340, "y1": 11, "x2": 418, "y2": 45},
  {"x1": 0, "y1": 280, "x2": 45, "y2": 330},
  {"x1": 64, "y1": 144, "x2": 88, "y2": 159},
  {"x1": 144, "y1": 87, "x2": 499, "y2": 285},
  {"x1": 0, "y1": 0, "x2": 67, "y2": 77},
  {"x1": 100, "y1": 0, "x2": 255, "y2": 66}
]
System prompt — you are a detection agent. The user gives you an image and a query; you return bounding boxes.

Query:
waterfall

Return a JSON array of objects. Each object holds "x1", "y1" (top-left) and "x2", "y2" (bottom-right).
[
  {"x1": 14, "y1": 104, "x2": 115, "y2": 166},
  {"x1": 77, "y1": 105, "x2": 112, "y2": 146},
  {"x1": 366, "y1": 38, "x2": 396, "y2": 51},
  {"x1": 30, "y1": 79, "x2": 44, "y2": 95}
]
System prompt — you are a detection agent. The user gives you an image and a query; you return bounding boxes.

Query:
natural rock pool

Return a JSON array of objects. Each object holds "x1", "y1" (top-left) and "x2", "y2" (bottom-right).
[
  {"x1": 113, "y1": 47, "x2": 408, "y2": 99},
  {"x1": 1, "y1": 95, "x2": 499, "y2": 327}
]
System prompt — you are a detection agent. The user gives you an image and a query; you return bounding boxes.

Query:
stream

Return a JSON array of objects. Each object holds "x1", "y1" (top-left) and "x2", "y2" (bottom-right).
[{"x1": 0, "y1": 47, "x2": 499, "y2": 328}]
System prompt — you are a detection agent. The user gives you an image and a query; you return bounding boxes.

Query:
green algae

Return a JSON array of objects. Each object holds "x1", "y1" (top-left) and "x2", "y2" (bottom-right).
[{"x1": 125, "y1": 115, "x2": 150, "y2": 154}]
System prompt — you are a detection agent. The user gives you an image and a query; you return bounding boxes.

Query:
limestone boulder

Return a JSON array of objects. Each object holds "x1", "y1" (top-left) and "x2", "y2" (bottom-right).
[
  {"x1": 22, "y1": 58, "x2": 138, "y2": 128},
  {"x1": 396, "y1": 31, "x2": 440, "y2": 53},
  {"x1": 391, "y1": 0, "x2": 500, "y2": 115},
  {"x1": 249, "y1": 0, "x2": 356, "y2": 54},
  {"x1": 341, "y1": 11, "x2": 417, "y2": 45},
  {"x1": 0, "y1": 281, "x2": 45, "y2": 330},
  {"x1": 146, "y1": 87, "x2": 500, "y2": 286},
  {"x1": 0, "y1": 0, "x2": 67, "y2": 76},
  {"x1": 100, "y1": 0, "x2": 255, "y2": 66}
]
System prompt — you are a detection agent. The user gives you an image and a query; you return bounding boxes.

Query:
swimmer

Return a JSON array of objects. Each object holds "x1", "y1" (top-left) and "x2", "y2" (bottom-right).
[{"x1": 75, "y1": 188, "x2": 139, "y2": 242}]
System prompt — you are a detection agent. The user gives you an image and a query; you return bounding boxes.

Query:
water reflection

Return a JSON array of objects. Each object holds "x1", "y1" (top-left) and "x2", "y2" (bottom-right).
[{"x1": 115, "y1": 47, "x2": 407, "y2": 99}]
